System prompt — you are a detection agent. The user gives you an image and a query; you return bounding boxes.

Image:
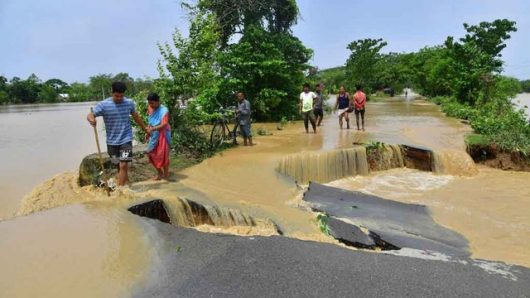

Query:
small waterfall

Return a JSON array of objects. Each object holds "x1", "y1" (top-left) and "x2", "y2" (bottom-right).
[
  {"x1": 277, "y1": 147, "x2": 369, "y2": 184},
  {"x1": 203, "y1": 205, "x2": 256, "y2": 227},
  {"x1": 432, "y1": 149, "x2": 478, "y2": 176},
  {"x1": 160, "y1": 197, "x2": 280, "y2": 234}
]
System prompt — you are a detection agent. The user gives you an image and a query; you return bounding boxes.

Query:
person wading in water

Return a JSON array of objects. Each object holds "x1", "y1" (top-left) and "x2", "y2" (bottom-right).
[
  {"x1": 334, "y1": 85, "x2": 351, "y2": 129},
  {"x1": 313, "y1": 83, "x2": 325, "y2": 126},
  {"x1": 236, "y1": 92, "x2": 253, "y2": 146},
  {"x1": 353, "y1": 84, "x2": 367, "y2": 131},
  {"x1": 299, "y1": 83, "x2": 317, "y2": 134},
  {"x1": 87, "y1": 81, "x2": 149, "y2": 186}
]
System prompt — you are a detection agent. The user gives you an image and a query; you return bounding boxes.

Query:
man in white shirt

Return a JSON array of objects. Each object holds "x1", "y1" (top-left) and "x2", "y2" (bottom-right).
[{"x1": 299, "y1": 83, "x2": 317, "y2": 134}]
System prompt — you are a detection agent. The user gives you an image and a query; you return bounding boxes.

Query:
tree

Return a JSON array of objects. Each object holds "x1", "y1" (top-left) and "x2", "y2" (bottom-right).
[
  {"x1": 88, "y1": 74, "x2": 113, "y2": 100},
  {"x1": 38, "y1": 84, "x2": 59, "y2": 103},
  {"x1": 112, "y1": 72, "x2": 135, "y2": 93},
  {"x1": 158, "y1": 1, "x2": 312, "y2": 121},
  {"x1": 316, "y1": 66, "x2": 347, "y2": 93},
  {"x1": 0, "y1": 76, "x2": 9, "y2": 104},
  {"x1": 375, "y1": 52, "x2": 414, "y2": 94},
  {"x1": 217, "y1": 24, "x2": 312, "y2": 120},
  {"x1": 197, "y1": 0, "x2": 299, "y2": 46},
  {"x1": 44, "y1": 78, "x2": 69, "y2": 93},
  {"x1": 68, "y1": 82, "x2": 91, "y2": 102},
  {"x1": 345, "y1": 38, "x2": 387, "y2": 94},
  {"x1": 521, "y1": 80, "x2": 530, "y2": 93},
  {"x1": 444, "y1": 19, "x2": 517, "y2": 104},
  {"x1": 9, "y1": 74, "x2": 41, "y2": 103},
  {"x1": 407, "y1": 46, "x2": 453, "y2": 97}
]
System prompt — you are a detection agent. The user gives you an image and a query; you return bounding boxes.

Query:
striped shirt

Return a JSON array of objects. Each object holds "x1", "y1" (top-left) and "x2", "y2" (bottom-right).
[{"x1": 93, "y1": 97, "x2": 136, "y2": 145}]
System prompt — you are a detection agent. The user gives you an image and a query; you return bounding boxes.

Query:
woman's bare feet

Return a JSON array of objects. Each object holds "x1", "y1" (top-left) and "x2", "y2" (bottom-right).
[{"x1": 154, "y1": 169, "x2": 163, "y2": 180}]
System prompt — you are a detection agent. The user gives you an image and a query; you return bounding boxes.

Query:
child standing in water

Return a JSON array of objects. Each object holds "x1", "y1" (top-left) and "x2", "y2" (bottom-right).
[
  {"x1": 299, "y1": 83, "x2": 317, "y2": 134},
  {"x1": 334, "y1": 85, "x2": 350, "y2": 129},
  {"x1": 353, "y1": 85, "x2": 367, "y2": 131}
]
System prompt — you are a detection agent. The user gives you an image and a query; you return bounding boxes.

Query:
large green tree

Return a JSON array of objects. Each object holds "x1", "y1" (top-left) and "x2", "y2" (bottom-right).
[
  {"x1": 158, "y1": 0, "x2": 312, "y2": 121},
  {"x1": 197, "y1": 0, "x2": 298, "y2": 46},
  {"x1": 443, "y1": 19, "x2": 517, "y2": 104},
  {"x1": 345, "y1": 38, "x2": 387, "y2": 94},
  {"x1": 217, "y1": 24, "x2": 312, "y2": 120}
]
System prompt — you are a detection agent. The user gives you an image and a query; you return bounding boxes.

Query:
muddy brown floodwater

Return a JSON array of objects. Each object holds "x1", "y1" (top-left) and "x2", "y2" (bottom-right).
[{"x1": 2, "y1": 94, "x2": 530, "y2": 296}]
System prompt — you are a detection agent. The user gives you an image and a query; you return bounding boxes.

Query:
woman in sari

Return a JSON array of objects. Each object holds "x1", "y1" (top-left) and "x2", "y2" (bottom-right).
[{"x1": 146, "y1": 93, "x2": 171, "y2": 180}]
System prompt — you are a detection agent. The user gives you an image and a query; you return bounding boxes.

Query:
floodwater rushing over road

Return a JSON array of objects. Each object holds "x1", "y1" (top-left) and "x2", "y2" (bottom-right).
[{"x1": 1, "y1": 94, "x2": 530, "y2": 296}]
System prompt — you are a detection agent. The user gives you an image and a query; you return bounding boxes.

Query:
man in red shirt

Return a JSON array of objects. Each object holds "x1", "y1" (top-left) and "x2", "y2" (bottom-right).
[{"x1": 353, "y1": 85, "x2": 366, "y2": 131}]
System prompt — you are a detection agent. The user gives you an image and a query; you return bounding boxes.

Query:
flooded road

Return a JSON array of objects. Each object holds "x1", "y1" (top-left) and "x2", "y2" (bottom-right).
[
  {"x1": 2, "y1": 94, "x2": 530, "y2": 296},
  {"x1": 0, "y1": 102, "x2": 107, "y2": 219},
  {"x1": 329, "y1": 167, "x2": 530, "y2": 267}
]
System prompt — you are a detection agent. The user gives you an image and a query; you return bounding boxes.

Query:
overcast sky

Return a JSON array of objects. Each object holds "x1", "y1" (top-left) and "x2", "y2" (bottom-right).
[{"x1": 1, "y1": 0, "x2": 529, "y2": 83}]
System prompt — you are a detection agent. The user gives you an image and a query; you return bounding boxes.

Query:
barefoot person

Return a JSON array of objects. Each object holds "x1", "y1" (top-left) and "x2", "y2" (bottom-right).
[
  {"x1": 146, "y1": 93, "x2": 172, "y2": 180},
  {"x1": 353, "y1": 84, "x2": 367, "y2": 131},
  {"x1": 87, "y1": 81, "x2": 148, "y2": 186},
  {"x1": 313, "y1": 83, "x2": 325, "y2": 126},
  {"x1": 299, "y1": 83, "x2": 317, "y2": 133},
  {"x1": 334, "y1": 85, "x2": 350, "y2": 129},
  {"x1": 236, "y1": 92, "x2": 253, "y2": 146}
]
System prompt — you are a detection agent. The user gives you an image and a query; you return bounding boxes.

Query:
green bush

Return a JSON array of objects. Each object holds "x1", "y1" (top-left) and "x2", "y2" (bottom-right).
[{"x1": 430, "y1": 95, "x2": 530, "y2": 155}]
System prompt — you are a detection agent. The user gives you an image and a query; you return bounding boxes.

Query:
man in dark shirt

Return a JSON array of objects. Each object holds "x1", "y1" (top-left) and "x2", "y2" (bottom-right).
[
  {"x1": 236, "y1": 92, "x2": 253, "y2": 146},
  {"x1": 313, "y1": 83, "x2": 325, "y2": 126}
]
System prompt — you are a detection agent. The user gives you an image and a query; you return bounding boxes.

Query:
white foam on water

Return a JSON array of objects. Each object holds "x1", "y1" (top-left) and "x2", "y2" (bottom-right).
[{"x1": 328, "y1": 169, "x2": 453, "y2": 200}]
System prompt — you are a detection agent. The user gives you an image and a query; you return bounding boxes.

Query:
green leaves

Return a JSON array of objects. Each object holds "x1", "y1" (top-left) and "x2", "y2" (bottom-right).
[
  {"x1": 345, "y1": 38, "x2": 388, "y2": 94},
  {"x1": 316, "y1": 214, "x2": 331, "y2": 236}
]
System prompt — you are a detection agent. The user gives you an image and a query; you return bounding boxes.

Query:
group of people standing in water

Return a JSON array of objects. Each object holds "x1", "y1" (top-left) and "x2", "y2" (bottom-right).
[
  {"x1": 87, "y1": 81, "x2": 367, "y2": 187},
  {"x1": 86, "y1": 81, "x2": 254, "y2": 186},
  {"x1": 299, "y1": 83, "x2": 367, "y2": 133}
]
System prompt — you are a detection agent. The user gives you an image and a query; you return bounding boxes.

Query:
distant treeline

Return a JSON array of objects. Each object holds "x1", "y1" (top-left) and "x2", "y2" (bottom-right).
[
  {"x1": 317, "y1": 66, "x2": 528, "y2": 96},
  {"x1": 0, "y1": 73, "x2": 154, "y2": 104},
  {"x1": 521, "y1": 80, "x2": 530, "y2": 93},
  {"x1": 315, "y1": 19, "x2": 529, "y2": 154}
]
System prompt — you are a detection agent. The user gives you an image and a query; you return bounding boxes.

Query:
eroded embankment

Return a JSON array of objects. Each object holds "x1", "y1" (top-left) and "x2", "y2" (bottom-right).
[
  {"x1": 128, "y1": 198, "x2": 281, "y2": 237},
  {"x1": 467, "y1": 142, "x2": 530, "y2": 172}
]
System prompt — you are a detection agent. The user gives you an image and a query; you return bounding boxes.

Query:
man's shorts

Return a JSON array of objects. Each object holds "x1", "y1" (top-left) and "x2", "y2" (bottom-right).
[
  {"x1": 354, "y1": 108, "x2": 366, "y2": 116},
  {"x1": 239, "y1": 123, "x2": 252, "y2": 138},
  {"x1": 107, "y1": 141, "x2": 133, "y2": 165},
  {"x1": 313, "y1": 108, "x2": 323, "y2": 118}
]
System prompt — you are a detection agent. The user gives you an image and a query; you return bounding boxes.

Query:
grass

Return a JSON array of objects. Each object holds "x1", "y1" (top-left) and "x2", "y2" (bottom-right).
[
  {"x1": 465, "y1": 134, "x2": 490, "y2": 147},
  {"x1": 365, "y1": 141, "x2": 385, "y2": 152}
]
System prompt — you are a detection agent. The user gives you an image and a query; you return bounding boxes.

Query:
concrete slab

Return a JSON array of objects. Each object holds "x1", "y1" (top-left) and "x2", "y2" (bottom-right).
[{"x1": 303, "y1": 183, "x2": 469, "y2": 256}]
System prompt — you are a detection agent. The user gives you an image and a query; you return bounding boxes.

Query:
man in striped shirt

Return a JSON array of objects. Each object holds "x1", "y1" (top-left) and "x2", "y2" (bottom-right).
[{"x1": 87, "y1": 81, "x2": 148, "y2": 186}]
